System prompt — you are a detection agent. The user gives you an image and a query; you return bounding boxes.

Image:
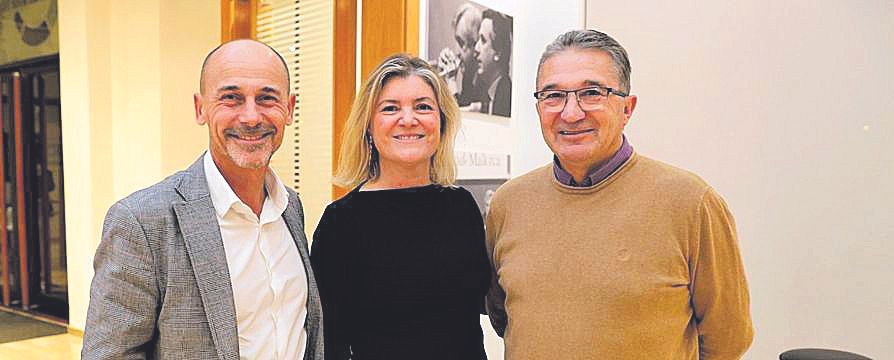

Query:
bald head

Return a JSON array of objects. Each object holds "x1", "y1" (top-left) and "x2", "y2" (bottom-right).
[
  {"x1": 199, "y1": 39, "x2": 290, "y2": 96},
  {"x1": 193, "y1": 39, "x2": 296, "y2": 174}
]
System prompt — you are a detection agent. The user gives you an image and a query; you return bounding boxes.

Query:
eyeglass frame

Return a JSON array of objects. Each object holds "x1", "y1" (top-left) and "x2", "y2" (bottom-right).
[{"x1": 533, "y1": 85, "x2": 629, "y2": 112}]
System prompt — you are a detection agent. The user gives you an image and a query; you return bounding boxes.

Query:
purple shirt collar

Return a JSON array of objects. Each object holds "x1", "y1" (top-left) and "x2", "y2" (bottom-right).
[{"x1": 553, "y1": 135, "x2": 633, "y2": 187}]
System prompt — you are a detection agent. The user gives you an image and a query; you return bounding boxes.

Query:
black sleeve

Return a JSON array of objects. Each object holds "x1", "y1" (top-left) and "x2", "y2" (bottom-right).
[
  {"x1": 311, "y1": 204, "x2": 351, "y2": 360},
  {"x1": 458, "y1": 189, "x2": 492, "y2": 315}
]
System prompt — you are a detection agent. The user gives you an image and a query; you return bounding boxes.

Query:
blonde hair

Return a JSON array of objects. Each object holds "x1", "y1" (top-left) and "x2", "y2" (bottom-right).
[{"x1": 334, "y1": 54, "x2": 461, "y2": 189}]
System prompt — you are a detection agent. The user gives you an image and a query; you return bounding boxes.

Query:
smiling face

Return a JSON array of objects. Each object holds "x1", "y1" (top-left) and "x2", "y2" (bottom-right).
[
  {"x1": 536, "y1": 49, "x2": 637, "y2": 174},
  {"x1": 194, "y1": 41, "x2": 295, "y2": 173},
  {"x1": 370, "y1": 75, "x2": 441, "y2": 175}
]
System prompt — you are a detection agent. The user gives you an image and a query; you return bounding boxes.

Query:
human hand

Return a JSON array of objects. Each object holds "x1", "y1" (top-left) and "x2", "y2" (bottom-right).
[
  {"x1": 438, "y1": 48, "x2": 461, "y2": 77},
  {"x1": 460, "y1": 102, "x2": 482, "y2": 113}
]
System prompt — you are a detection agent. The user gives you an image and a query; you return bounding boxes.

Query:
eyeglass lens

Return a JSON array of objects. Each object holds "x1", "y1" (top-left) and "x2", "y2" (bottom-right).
[{"x1": 540, "y1": 88, "x2": 606, "y2": 112}]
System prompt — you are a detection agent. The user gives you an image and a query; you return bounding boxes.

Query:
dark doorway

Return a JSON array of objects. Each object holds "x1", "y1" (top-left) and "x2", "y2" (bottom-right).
[{"x1": 0, "y1": 55, "x2": 67, "y2": 321}]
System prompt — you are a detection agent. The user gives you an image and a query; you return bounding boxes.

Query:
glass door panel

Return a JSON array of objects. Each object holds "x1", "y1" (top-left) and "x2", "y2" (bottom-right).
[
  {"x1": 0, "y1": 57, "x2": 67, "y2": 320},
  {"x1": 24, "y1": 67, "x2": 67, "y2": 317}
]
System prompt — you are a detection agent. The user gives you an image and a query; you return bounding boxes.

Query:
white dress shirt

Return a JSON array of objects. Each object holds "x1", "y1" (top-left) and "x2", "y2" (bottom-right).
[{"x1": 204, "y1": 152, "x2": 308, "y2": 360}]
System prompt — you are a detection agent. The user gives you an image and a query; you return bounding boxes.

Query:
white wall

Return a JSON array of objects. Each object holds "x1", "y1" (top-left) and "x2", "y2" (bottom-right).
[
  {"x1": 501, "y1": 2, "x2": 584, "y2": 176},
  {"x1": 59, "y1": 0, "x2": 219, "y2": 331},
  {"x1": 586, "y1": 1, "x2": 894, "y2": 358},
  {"x1": 421, "y1": 1, "x2": 584, "y2": 358}
]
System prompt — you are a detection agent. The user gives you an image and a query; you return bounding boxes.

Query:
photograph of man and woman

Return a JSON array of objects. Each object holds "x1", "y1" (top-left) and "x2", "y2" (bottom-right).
[{"x1": 427, "y1": 0, "x2": 513, "y2": 118}]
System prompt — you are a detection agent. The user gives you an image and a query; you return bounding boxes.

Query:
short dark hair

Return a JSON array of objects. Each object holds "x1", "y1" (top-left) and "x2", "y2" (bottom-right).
[
  {"x1": 199, "y1": 39, "x2": 290, "y2": 95},
  {"x1": 538, "y1": 30, "x2": 631, "y2": 93},
  {"x1": 482, "y1": 9, "x2": 512, "y2": 73}
]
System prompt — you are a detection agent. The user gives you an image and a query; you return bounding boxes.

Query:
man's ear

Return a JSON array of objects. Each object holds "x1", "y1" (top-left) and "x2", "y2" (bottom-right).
[
  {"x1": 623, "y1": 95, "x2": 638, "y2": 124},
  {"x1": 194, "y1": 93, "x2": 205, "y2": 125},
  {"x1": 286, "y1": 94, "x2": 297, "y2": 125}
]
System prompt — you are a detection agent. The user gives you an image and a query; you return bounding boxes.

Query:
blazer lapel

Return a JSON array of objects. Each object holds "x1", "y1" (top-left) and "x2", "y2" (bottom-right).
[
  {"x1": 172, "y1": 158, "x2": 240, "y2": 360},
  {"x1": 282, "y1": 192, "x2": 324, "y2": 360}
]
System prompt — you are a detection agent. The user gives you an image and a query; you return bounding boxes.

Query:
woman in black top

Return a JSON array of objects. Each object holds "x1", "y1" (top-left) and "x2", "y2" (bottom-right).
[
  {"x1": 310, "y1": 54, "x2": 491, "y2": 360},
  {"x1": 472, "y1": 9, "x2": 512, "y2": 117}
]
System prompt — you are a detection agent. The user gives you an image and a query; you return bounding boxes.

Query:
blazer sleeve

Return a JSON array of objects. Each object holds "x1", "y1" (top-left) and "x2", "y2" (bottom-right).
[
  {"x1": 82, "y1": 201, "x2": 159, "y2": 360},
  {"x1": 691, "y1": 188, "x2": 754, "y2": 359},
  {"x1": 311, "y1": 204, "x2": 351, "y2": 360}
]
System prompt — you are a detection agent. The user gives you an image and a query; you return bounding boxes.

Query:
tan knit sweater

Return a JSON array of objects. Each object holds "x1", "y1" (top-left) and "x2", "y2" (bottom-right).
[{"x1": 485, "y1": 153, "x2": 753, "y2": 359}]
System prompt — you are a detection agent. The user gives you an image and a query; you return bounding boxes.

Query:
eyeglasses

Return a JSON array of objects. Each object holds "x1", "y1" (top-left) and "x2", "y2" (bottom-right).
[{"x1": 533, "y1": 86, "x2": 628, "y2": 112}]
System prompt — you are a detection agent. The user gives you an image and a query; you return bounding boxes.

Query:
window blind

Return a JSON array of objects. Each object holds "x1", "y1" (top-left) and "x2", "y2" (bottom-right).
[{"x1": 257, "y1": 0, "x2": 333, "y2": 235}]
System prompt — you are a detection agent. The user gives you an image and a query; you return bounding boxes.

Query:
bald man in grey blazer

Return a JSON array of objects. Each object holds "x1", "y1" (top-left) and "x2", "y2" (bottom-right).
[{"x1": 82, "y1": 40, "x2": 323, "y2": 360}]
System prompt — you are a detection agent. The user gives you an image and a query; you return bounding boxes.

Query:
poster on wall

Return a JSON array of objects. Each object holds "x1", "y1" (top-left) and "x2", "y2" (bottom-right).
[
  {"x1": 426, "y1": 0, "x2": 513, "y2": 119},
  {"x1": 423, "y1": 0, "x2": 514, "y2": 182},
  {"x1": 0, "y1": 0, "x2": 58, "y2": 66}
]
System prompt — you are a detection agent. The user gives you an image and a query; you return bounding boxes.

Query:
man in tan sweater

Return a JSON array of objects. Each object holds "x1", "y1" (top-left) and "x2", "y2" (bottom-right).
[{"x1": 485, "y1": 30, "x2": 754, "y2": 359}]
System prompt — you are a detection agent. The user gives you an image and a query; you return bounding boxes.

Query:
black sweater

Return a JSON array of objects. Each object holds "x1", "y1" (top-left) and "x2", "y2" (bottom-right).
[{"x1": 310, "y1": 184, "x2": 490, "y2": 360}]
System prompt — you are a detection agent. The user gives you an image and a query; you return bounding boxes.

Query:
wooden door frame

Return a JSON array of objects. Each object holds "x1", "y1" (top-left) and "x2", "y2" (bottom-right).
[
  {"x1": 332, "y1": 0, "x2": 357, "y2": 200},
  {"x1": 221, "y1": 0, "x2": 257, "y2": 42},
  {"x1": 12, "y1": 71, "x2": 29, "y2": 308},
  {"x1": 331, "y1": 0, "x2": 418, "y2": 199}
]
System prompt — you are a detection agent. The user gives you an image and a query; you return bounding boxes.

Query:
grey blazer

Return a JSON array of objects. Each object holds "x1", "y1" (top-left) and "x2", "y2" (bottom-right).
[{"x1": 82, "y1": 156, "x2": 323, "y2": 360}]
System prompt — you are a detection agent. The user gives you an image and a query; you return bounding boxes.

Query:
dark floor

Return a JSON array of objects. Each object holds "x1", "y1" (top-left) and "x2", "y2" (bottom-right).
[{"x1": 0, "y1": 311, "x2": 66, "y2": 344}]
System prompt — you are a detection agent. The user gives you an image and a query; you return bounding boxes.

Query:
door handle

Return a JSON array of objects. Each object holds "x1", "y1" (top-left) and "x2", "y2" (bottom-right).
[{"x1": 5, "y1": 206, "x2": 12, "y2": 232}]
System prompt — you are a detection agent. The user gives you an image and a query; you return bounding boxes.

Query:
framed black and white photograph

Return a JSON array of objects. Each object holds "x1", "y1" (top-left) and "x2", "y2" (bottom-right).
[{"x1": 426, "y1": 0, "x2": 513, "y2": 118}]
